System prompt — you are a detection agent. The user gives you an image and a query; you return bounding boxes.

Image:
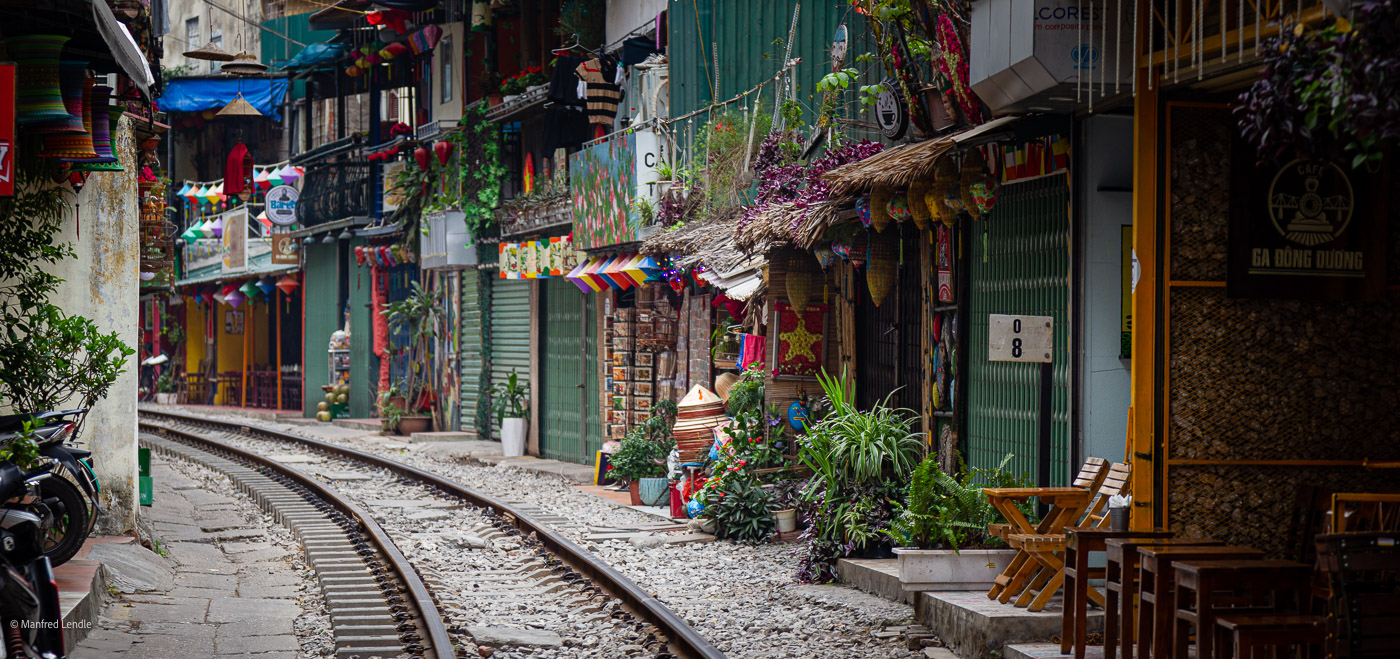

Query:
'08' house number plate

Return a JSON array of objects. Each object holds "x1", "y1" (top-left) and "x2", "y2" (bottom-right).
[{"x1": 988, "y1": 314, "x2": 1054, "y2": 363}]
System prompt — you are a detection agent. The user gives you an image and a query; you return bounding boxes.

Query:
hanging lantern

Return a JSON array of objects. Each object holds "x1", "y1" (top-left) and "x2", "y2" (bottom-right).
[
  {"x1": 470, "y1": 2, "x2": 493, "y2": 32},
  {"x1": 868, "y1": 187, "x2": 893, "y2": 233},
  {"x1": 189, "y1": 184, "x2": 206, "y2": 205},
  {"x1": 266, "y1": 168, "x2": 283, "y2": 187},
  {"x1": 225, "y1": 289, "x2": 246, "y2": 308},
  {"x1": 854, "y1": 195, "x2": 871, "y2": 228},
  {"x1": 41, "y1": 78, "x2": 99, "y2": 161},
  {"x1": 414, "y1": 147, "x2": 431, "y2": 172},
  {"x1": 866, "y1": 232, "x2": 898, "y2": 307},
  {"x1": 225, "y1": 143, "x2": 254, "y2": 201},
  {"x1": 34, "y1": 60, "x2": 87, "y2": 136},
  {"x1": 276, "y1": 275, "x2": 300, "y2": 295},
  {"x1": 813, "y1": 245, "x2": 837, "y2": 271},
  {"x1": 240, "y1": 279, "x2": 261, "y2": 300},
  {"x1": 254, "y1": 167, "x2": 270, "y2": 190},
  {"x1": 4, "y1": 35, "x2": 74, "y2": 126},
  {"x1": 257, "y1": 277, "x2": 276, "y2": 297},
  {"x1": 215, "y1": 93, "x2": 263, "y2": 118},
  {"x1": 937, "y1": 157, "x2": 967, "y2": 220},
  {"x1": 210, "y1": 217, "x2": 224, "y2": 239},
  {"x1": 782, "y1": 250, "x2": 817, "y2": 313},
  {"x1": 908, "y1": 177, "x2": 932, "y2": 230},
  {"x1": 960, "y1": 150, "x2": 985, "y2": 216},
  {"x1": 177, "y1": 182, "x2": 193, "y2": 199},
  {"x1": 277, "y1": 164, "x2": 301, "y2": 184},
  {"x1": 886, "y1": 191, "x2": 912, "y2": 223},
  {"x1": 971, "y1": 177, "x2": 999, "y2": 217},
  {"x1": 215, "y1": 284, "x2": 236, "y2": 304},
  {"x1": 434, "y1": 139, "x2": 455, "y2": 166},
  {"x1": 70, "y1": 98, "x2": 125, "y2": 172}
]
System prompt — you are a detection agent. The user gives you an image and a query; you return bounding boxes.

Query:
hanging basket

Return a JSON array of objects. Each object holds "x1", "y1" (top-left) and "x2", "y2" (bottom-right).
[
  {"x1": 866, "y1": 232, "x2": 898, "y2": 307},
  {"x1": 908, "y1": 178, "x2": 932, "y2": 231},
  {"x1": 960, "y1": 150, "x2": 985, "y2": 217},
  {"x1": 783, "y1": 250, "x2": 816, "y2": 313},
  {"x1": 934, "y1": 157, "x2": 964, "y2": 224},
  {"x1": 869, "y1": 187, "x2": 894, "y2": 233}
]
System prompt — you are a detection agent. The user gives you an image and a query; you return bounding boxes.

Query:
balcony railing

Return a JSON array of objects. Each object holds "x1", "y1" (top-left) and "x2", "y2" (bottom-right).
[{"x1": 295, "y1": 160, "x2": 372, "y2": 227}]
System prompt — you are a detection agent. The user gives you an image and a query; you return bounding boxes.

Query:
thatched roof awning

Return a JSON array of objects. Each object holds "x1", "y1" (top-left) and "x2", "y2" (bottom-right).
[
  {"x1": 820, "y1": 137, "x2": 955, "y2": 197},
  {"x1": 641, "y1": 210, "x2": 749, "y2": 275}
]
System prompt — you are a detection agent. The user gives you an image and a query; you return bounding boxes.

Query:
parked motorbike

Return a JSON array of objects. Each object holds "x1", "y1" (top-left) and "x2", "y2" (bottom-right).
[
  {"x1": 0, "y1": 457, "x2": 66, "y2": 658},
  {"x1": 0, "y1": 410, "x2": 97, "y2": 567}
]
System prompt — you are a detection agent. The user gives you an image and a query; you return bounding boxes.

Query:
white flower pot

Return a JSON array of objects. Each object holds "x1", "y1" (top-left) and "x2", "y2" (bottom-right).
[
  {"x1": 891, "y1": 548, "x2": 1019, "y2": 592},
  {"x1": 774, "y1": 509, "x2": 798, "y2": 533},
  {"x1": 156, "y1": 393, "x2": 176, "y2": 405},
  {"x1": 501, "y1": 417, "x2": 527, "y2": 457}
]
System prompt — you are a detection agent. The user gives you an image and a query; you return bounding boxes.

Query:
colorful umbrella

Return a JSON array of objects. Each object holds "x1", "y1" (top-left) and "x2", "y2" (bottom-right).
[{"x1": 276, "y1": 274, "x2": 300, "y2": 295}]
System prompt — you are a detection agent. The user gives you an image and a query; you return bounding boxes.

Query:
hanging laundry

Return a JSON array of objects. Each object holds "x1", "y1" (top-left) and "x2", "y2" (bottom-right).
[
  {"x1": 575, "y1": 58, "x2": 624, "y2": 127},
  {"x1": 548, "y1": 54, "x2": 587, "y2": 105}
]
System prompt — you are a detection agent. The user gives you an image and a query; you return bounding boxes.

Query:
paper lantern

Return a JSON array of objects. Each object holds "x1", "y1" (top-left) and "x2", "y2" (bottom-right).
[
  {"x1": 254, "y1": 210, "x2": 272, "y2": 229},
  {"x1": 41, "y1": 78, "x2": 99, "y2": 160},
  {"x1": 434, "y1": 139, "x2": 455, "y2": 166},
  {"x1": 224, "y1": 289, "x2": 246, "y2": 308},
  {"x1": 886, "y1": 192, "x2": 911, "y2": 223},
  {"x1": 4, "y1": 35, "x2": 73, "y2": 126},
  {"x1": 855, "y1": 195, "x2": 871, "y2": 228},
  {"x1": 34, "y1": 60, "x2": 87, "y2": 135},
  {"x1": 188, "y1": 185, "x2": 205, "y2": 204},
  {"x1": 177, "y1": 182, "x2": 192, "y2": 199},
  {"x1": 71, "y1": 88, "x2": 121, "y2": 169},
  {"x1": 266, "y1": 169, "x2": 283, "y2": 187},
  {"x1": 240, "y1": 279, "x2": 261, "y2": 300},
  {"x1": 971, "y1": 177, "x2": 999, "y2": 217},
  {"x1": 257, "y1": 277, "x2": 276, "y2": 297},
  {"x1": 414, "y1": 147, "x2": 430, "y2": 172},
  {"x1": 960, "y1": 150, "x2": 985, "y2": 215},
  {"x1": 209, "y1": 216, "x2": 224, "y2": 239},
  {"x1": 277, "y1": 164, "x2": 301, "y2": 184},
  {"x1": 211, "y1": 182, "x2": 225, "y2": 202},
  {"x1": 254, "y1": 168, "x2": 270, "y2": 189},
  {"x1": 276, "y1": 275, "x2": 300, "y2": 295}
]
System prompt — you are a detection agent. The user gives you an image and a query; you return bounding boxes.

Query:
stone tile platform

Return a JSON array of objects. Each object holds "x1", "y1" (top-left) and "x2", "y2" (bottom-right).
[{"x1": 838, "y1": 558, "x2": 1103, "y2": 659}]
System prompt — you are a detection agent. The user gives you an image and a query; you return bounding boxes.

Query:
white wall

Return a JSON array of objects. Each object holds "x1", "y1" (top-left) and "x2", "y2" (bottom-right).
[
  {"x1": 47, "y1": 117, "x2": 142, "y2": 534},
  {"x1": 431, "y1": 21, "x2": 464, "y2": 124},
  {"x1": 162, "y1": 0, "x2": 261, "y2": 75},
  {"x1": 605, "y1": 0, "x2": 667, "y2": 47},
  {"x1": 1080, "y1": 115, "x2": 1133, "y2": 464}
]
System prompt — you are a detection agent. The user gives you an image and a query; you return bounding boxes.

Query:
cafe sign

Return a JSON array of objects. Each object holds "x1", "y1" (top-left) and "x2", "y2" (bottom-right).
[{"x1": 1228, "y1": 150, "x2": 1388, "y2": 301}]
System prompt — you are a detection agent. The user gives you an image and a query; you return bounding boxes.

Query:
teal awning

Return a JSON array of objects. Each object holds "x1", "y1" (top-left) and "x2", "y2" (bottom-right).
[{"x1": 276, "y1": 43, "x2": 350, "y2": 70}]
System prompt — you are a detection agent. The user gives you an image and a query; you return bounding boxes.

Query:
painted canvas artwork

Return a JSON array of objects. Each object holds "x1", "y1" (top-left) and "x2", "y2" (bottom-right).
[{"x1": 570, "y1": 132, "x2": 638, "y2": 249}]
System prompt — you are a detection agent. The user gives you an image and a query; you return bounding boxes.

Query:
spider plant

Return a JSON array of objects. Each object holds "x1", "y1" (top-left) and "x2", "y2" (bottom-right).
[{"x1": 799, "y1": 367, "x2": 923, "y2": 494}]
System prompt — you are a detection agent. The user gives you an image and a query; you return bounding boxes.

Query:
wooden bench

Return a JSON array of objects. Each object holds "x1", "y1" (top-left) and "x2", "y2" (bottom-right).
[
  {"x1": 1213, "y1": 614, "x2": 1324, "y2": 659},
  {"x1": 1316, "y1": 531, "x2": 1400, "y2": 659}
]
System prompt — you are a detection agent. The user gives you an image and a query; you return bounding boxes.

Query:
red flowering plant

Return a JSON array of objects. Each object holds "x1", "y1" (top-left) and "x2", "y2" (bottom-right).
[{"x1": 499, "y1": 66, "x2": 548, "y2": 95}]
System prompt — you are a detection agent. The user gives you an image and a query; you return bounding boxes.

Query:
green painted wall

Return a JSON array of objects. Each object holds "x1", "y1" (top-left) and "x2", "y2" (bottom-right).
[
  {"x1": 302, "y1": 240, "x2": 340, "y2": 417},
  {"x1": 348, "y1": 238, "x2": 374, "y2": 419},
  {"x1": 261, "y1": 13, "x2": 338, "y2": 97}
]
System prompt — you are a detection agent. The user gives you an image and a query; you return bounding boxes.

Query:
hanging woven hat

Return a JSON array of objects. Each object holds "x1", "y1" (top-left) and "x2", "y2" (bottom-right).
[
  {"x1": 183, "y1": 39, "x2": 234, "y2": 62},
  {"x1": 4, "y1": 35, "x2": 73, "y2": 126},
  {"x1": 783, "y1": 250, "x2": 817, "y2": 313},
  {"x1": 869, "y1": 186, "x2": 893, "y2": 233},
  {"x1": 34, "y1": 60, "x2": 87, "y2": 135},
  {"x1": 960, "y1": 150, "x2": 985, "y2": 216},
  {"x1": 908, "y1": 177, "x2": 931, "y2": 230},
  {"x1": 866, "y1": 231, "x2": 898, "y2": 307},
  {"x1": 41, "y1": 78, "x2": 99, "y2": 161}
]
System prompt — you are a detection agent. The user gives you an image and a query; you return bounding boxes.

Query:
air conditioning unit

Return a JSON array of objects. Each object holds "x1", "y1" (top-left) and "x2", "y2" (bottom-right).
[{"x1": 420, "y1": 210, "x2": 480, "y2": 270}]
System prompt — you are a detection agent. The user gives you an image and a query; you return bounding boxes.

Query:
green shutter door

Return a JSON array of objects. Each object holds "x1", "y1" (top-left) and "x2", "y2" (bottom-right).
[
  {"x1": 967, "y1": 174, "x2": 1072, "y2": 485},
  {"x1": 459, "y1": 270, "x2": 486, "y2": 435},
  {"x1": 540, "y1": 278, "x2": 599, "y2": 464},
  {"x1": 489, "y1": 279, "x2": 531, "y2": 437}
]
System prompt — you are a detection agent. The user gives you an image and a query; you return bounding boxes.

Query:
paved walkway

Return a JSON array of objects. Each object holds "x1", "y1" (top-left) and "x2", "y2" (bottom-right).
[{"x1": 71, "y1": 449, "x2": 314, "y2": 658}]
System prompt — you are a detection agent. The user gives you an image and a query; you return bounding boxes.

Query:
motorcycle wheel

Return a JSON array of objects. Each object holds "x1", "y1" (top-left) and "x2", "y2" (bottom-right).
[{"x1": 36, "y1": 473, "x2": 89, "y2": 567}]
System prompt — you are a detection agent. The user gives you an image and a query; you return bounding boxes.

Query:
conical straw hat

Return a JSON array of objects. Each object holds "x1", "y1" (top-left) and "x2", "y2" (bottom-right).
[
  {"x1": 184, "y1": 40, "x2": 234, "y2": 62},
  {"x1": 216, "y1": 93, "x2": 263, "y2": 117}
]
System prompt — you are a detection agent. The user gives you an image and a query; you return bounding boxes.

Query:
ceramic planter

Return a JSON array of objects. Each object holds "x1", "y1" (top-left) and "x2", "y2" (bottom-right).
[
  {"x1": 891, "y1": 548, "x2": 1018, "y2": 592},
  {"x1": 501, "y1": 418, "x2": 527, "y2": 457},
  {"x1": 774, "y1": 509, "x2": 798, "y2": 533},
  {"x1": 627, "y1": 480, "x2": 643, "y2": 506},
  {"x1": 638, "y1": 477, "x2": 669, "y2": 506},
  {"x1": 398, "y1": 415, "x2": 431, "y2": 435}
]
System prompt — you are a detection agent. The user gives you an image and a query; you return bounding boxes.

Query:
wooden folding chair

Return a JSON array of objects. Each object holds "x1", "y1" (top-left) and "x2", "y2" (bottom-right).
[
  {"x1": 984, "y1": 457, "x2": 1111, "y2": 603},
  {"x1": 1007, "y1": 462, "x2": 1132, "y2": 612}
]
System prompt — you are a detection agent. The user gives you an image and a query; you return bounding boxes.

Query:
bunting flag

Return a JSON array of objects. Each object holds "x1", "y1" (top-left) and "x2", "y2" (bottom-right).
[{"x1": 1000, "y1": 134, "x2": 1070, "y2": 184}]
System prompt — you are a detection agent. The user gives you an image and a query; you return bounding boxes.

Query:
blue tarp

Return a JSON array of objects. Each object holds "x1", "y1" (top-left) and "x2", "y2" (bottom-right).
[
  {"x1": 276, "y1": 43, "x2": 350, "y2": 70},
  {"x1": 156, "y1": 77, "x2": 290, "y2": 121}
]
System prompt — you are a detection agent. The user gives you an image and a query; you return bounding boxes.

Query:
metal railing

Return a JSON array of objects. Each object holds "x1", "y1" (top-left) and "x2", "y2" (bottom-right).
[{"x1": 295, "y1": 160, "x2": 372, "y2": 227}]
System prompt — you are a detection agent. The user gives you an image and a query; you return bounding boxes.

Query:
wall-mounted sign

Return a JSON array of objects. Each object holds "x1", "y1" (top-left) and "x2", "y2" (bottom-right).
[
  {"x1": 221, "y1": 208, "x2": 248, "y2": 274},
  {"x1": 271, "y1": 233, "x2": 299, "y2": 265},
  {"x1": 500, "y1": 235, "x2": 576, "y2": 279},
  {"x1": 265, "y1": 185, "x2": 300, "y2": 226},
  {"x1": 1228, "y1": 147, "x2": 1388, "y2": 301},
  {"x1": 875, "y1": 78, "x2": 908, "y2": 140},
  {"x1": 382, "y1": 161, "x2": 406, "y2": 212},
  {"x1": 0, "y1": 64, "x2": 13, "y2": 197},
  {"x1": 988, "y1": 314, "x2": 1053, "y2": 363}
]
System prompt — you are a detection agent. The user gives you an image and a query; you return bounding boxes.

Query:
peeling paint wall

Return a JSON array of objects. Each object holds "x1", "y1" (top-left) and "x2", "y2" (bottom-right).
[{"x1": 45, "y1": 117, "x2": 142, "y2": 534}]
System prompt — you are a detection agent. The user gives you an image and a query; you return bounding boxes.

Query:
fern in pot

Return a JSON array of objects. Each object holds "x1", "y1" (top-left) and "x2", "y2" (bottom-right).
[
  {"x1": 885, "y1": 454, "x2": 1033, "y2": 592},
  {"x1": 490, "y1": 370, "x2": 529, "y2": 457}
]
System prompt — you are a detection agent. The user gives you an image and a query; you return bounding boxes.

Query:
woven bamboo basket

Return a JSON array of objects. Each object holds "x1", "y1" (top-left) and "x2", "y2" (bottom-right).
[
  {"x1": 866, "y1": 231, "x2": 898, "y2": 307},
  {"x1": 783, "y1": 250, "x2": 815, "y2": 313},
  {"x1": 931, "y1": 157, "x2": 959, "y2": 226},
  {"x1": 869, "y1": 186, "x2": 893, "y2": 233},
  {"x1": 908, "y1": 178, "x2": 931, "y2": 230}
]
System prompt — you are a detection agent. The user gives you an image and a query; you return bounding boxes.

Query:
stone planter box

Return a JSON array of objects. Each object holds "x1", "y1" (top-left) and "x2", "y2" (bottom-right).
[{"x1": 892, "y1": 548, "x2": 1018, "y2": 592}]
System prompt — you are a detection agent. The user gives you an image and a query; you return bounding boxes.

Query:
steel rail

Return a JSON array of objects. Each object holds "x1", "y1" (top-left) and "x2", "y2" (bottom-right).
[
  {"x1": 139, "y1": 417, "x2": 456, "y2": 658},
  {"x1": 139, "y1": 407, "x2": 725, "y2": 659}
]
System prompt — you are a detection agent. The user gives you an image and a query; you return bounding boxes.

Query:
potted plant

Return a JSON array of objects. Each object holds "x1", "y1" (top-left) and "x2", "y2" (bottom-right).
[
  {"x1": 885, "y1": 454, "x2": 1030, "y2": 592},
  {"x1": 769, "y1": 478, "x2": 804, "y2": 534},
  {"x1": 610, "y1": 433, "x2": 667, "y2": 505},
  {"x1": 382, "y1": 280, "x2": 443, "y2": 435},
  {"x1": 380, "y1": 400, "x2": 405, "y2": 434},
  {"x1": 490, "y1": 369, "x2": 528, "y2": 457},
  {"x1": 154, "y1": 369, "x2": 176, "y2": 405},
  {"x1": 708, "y1": 474, "x2": 777, "y2": 544},
  {"x1": 377, "y1": 382, "x2": 407, "y2": 416}
]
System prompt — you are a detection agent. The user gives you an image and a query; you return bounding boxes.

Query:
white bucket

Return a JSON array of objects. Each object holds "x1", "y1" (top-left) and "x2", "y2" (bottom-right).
[{"x1": 501, "y1": 418, "x2": 527, "y2": 457}]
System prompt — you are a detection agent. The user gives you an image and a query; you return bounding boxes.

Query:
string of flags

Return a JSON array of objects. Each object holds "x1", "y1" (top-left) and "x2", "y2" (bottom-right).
[{"x1": 175, "y1": 162, "x2": 303, "y2": 208}]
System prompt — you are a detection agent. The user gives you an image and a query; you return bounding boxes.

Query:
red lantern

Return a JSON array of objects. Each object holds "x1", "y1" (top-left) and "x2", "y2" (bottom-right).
[
  {"x1": 414, "y1": 146, "x2": 430, "y2": 172},
  {"x1": 434, "y1": 140, "x2": 455, "y2": 166},
  {"x1": 354, "y1": 245, "x2": 367, "y2": 266}
]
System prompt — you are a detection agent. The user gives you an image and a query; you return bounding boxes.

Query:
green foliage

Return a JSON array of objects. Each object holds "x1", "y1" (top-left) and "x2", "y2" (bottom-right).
[
  {"x1": 382, "y1": 281, "x2": 443, "y2": 411},
  {"x1": 725, "y1": 366, "x2": 766, "y2": 419},
  {"x1": 155, "y1": 369, "x2": 175, "y2": 394},
  {"x1": 707, "y1": 474, "x2": 776, "y2": 545},
  {"x1": 489, "y1": 369, "x2": 528, "y2": 422},
  {"x1": 885, "y1": 454, "x2": 1034, "y2": 550},
  {"x1": 388, "y1": 105, "x2": 504, "y2": 242},
  {"x1": 380, "y1": 400, "x2": 405, "y2": 433},
  {"x1": 817, "y1": 67, "x2": 859, "y2": 92},
  {"x1": 799, "y1": 368, "x2": 924, "y2": 493},
  {"x1": 0, "y1": 420, "x2": 42, "y2": 470},
  {"x1": 609, "y1": 434, "x2": 667, "y2": 481},
  {"x1": 687, "y1": 105, "x2": 772, "y2": 215}
]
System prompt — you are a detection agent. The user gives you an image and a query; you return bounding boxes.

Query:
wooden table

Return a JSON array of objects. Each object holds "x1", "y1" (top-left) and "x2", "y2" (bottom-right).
[
  {"x1": 1105, "y1": 537, "x2": 1224, "y2": 659},
  {"x1": 1137, "y1": 545, "x2": 1263, "y2": 659},
  {"x1": 1062, "y1": 528, "x2": 1174, "y2": 659},
  {"x1": 1172, "y1": 558, "x2": 1311, "y2": 659},
  {"x1": 984, "y1": 487, "x2": 1093, "y2": 603}
]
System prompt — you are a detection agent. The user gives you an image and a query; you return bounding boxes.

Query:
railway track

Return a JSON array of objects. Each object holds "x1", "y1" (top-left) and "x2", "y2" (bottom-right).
[{"x1": 137, "y1": 408, "x2": 725, "y2": 659}]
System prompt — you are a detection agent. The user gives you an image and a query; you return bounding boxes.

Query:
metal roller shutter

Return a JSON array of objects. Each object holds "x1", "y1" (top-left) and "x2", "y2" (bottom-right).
[
  {"x1": 488, "y1": 279, "x2": 532, "y2": 438},
  {"x1": 459, "y1": 270, "x2": 486, "y2": 435}
]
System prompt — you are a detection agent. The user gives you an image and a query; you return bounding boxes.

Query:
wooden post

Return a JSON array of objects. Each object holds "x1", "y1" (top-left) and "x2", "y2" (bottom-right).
[
  {"x1": 276, "y1": 288, "x2": 283, "y2": 410},
  {"x1": 241, "y1": 302, "x2": 251, "y2": 408},
  {"x1": 1129, "y1": 1, "x2": 1159, "y2": 531}
]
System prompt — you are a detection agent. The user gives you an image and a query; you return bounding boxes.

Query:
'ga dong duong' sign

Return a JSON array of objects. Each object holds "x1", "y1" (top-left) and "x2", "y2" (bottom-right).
[{"x1": 1228, "y1": 146, "x2": 1389, "y2": 301}]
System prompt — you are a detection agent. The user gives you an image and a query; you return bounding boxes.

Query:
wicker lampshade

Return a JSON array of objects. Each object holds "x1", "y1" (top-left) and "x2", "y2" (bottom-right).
[
  {"x1": 221, "y1": 52, "x2": 268, "y2": 76},
  {"x1": 69, "y1": 104, "x2": 125, "y2": 172},
  {"x1": 783, "y1": 249, "x2": 817, "y2": 313},
  {"x1": 866, "y1": 231, "x2": 898, "y2": 307},
  {"x1": 4, "y1": 35, "x2": 73, "y2": 126},
  {"x1": 70, "y1": 86, "x2": 117, "y2": 164},
  {"x1": 869, "y1": 186, "x2": 893, "y2": 233},
  {"x1": 216, "y1": 93, "x2": 263, "y2": 117},
  {"x1": 184, "y1": 40, "x2": 235, "y2": 62},
  {"x1": 34, "y1": 60, "x2": 87, "y2": 135},
  {"x1": 960, "y1": 150, "x2": 985, "y2": 215},
  {"x1": 908, "y1": 177, "x2": 931, "y2": 231},
  {"x1": 41, "y1": 78, "x2": 99, "y2": 161}
]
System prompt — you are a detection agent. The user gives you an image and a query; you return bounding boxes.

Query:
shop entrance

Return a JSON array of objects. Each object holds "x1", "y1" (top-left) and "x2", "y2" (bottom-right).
[
  {"x1": 540, "y1": 278, "x2": 600, "y2": 464},
  {"x1": 854, "y1": 231, "x2": 925, "y2": 417}
]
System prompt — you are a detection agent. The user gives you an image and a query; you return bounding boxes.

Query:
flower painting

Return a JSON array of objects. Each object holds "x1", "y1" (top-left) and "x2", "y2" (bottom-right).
[{"x1": 570, "y1": 132, "x2": 638, "y2": 249}]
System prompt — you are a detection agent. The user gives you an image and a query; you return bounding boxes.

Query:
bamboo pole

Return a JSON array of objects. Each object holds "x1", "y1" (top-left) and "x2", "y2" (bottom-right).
[
  {"x1": 242, "y1": 303, "x2": 251, "y2": 408},
  {"x1": 1129, "y1": 0, "x2": 1159, "y2": 531}
]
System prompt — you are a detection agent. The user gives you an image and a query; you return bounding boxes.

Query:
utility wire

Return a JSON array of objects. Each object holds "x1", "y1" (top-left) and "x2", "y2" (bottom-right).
[{"x1": 201, "y1": 0, "x2": 307, "y2": 47}]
